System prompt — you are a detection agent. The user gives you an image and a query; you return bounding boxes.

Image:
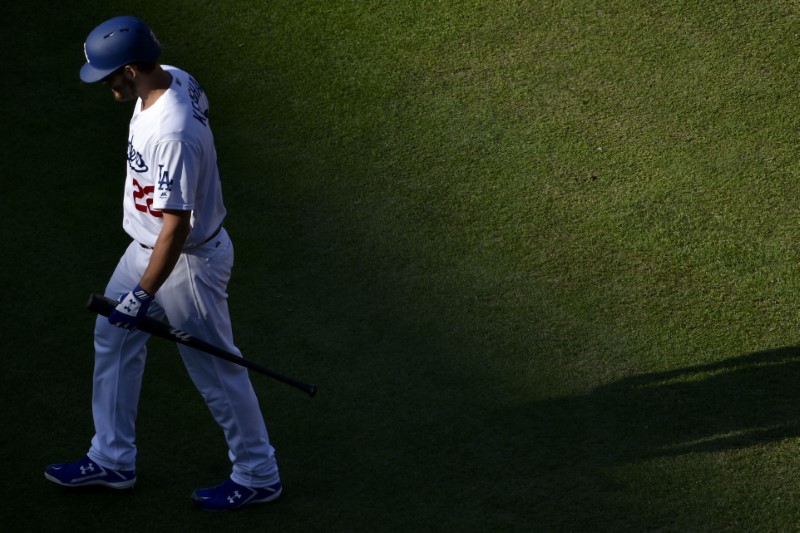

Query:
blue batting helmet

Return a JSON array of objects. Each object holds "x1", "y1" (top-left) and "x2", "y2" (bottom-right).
[{"x1": 80, "y1": 16, "x2": 161, "y2": 83}]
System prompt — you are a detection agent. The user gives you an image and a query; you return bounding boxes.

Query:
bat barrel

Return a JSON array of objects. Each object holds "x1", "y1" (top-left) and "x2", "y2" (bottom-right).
[{"x1": 87, "y1": 293, "x2": 318, "y2": 397}]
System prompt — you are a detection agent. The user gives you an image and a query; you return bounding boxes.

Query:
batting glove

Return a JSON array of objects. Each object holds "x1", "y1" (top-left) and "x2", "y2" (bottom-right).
[{"x1": 108, "y1": 284, "x2": 154, "y2": 329}]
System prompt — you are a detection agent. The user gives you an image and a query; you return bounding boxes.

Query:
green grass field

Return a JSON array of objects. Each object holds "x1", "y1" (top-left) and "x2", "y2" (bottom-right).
[{"x1": 5, "y1": 0, "x2": 800, "y2": 530}]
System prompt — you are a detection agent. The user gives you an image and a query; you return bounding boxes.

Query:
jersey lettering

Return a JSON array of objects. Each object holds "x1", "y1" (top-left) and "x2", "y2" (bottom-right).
[
  {"x1": 187, "y1": 76, "x2": 209, "y2": 126},
  {"x1": 127, "y1": 137, "x2": 148, "y2": 172},
  {"x1": 132, "y1": 178, "x2": 163, "y2": 218}
]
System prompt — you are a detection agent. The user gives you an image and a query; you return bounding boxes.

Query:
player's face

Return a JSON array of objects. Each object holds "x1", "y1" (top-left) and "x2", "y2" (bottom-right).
[{"x1": 102, "y1": 69, "x2": 137, "y2": 102}]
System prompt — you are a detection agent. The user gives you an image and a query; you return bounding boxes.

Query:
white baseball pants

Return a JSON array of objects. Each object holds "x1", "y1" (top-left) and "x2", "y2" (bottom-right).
[{"x1": 87, "y1": 228, "x2": 280, "y2": 487}]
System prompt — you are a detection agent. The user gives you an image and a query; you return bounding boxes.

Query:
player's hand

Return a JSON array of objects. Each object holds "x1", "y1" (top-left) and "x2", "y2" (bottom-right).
[{"x1": 108, "y1": 284, "x2": 154, "y2": 329}]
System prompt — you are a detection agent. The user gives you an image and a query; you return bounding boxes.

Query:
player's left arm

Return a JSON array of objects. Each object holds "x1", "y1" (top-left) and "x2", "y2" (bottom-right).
[
  {"x1": 139, "y1": 209, "x2": 192, "y2": 295},
  {"x1": 107, "y1": 209, "x2": 191, "y2": 329},
  {"x1": 141, "y1": 137, "x2": 196, "y2": 294}
]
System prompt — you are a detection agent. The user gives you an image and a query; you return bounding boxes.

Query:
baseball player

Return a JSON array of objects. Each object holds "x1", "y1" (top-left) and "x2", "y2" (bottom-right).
[{"x1": 44, "y1": 16, "x2": 281, "y2": 511}]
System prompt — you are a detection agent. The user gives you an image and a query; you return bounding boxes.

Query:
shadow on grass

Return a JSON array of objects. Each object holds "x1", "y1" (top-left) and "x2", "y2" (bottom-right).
[
  {"x1": 528, "y1": 345, "x2": 800, "y2": 467},
  {"x1": 488, "y1": 345, "x2": 800, "y2": 528}
]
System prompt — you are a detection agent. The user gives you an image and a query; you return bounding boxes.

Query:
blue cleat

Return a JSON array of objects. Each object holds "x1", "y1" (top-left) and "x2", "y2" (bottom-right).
[
  {"x1": 44, "y1": 456, "x2": 136, "y2": 490},
  {"x1": 191, "y1": 478, "x2": 282, "y2": 511}
]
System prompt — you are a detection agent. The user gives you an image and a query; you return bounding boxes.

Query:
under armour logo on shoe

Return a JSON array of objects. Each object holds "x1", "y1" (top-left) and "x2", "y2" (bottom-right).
[
  {"x1": 80, "y1": 463, "x2": 95, "y2": 475},
  {"x1": 227, "y1": 490, "x2": 242, "y2": 504}
]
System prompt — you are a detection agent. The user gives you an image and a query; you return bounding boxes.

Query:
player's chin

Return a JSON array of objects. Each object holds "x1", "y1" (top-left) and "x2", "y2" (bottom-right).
[
  {"x1": 110, "y1": 89, "x2": 135, "y2": 102},
  {"x1": 112, "y1": 93, "x2": 135, "y2": 102}
]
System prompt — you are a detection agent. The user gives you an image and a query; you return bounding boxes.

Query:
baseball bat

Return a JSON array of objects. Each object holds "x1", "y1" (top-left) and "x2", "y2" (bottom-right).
[{"x1": 87, "y1": 293, "x2": 318, "y2": 397}]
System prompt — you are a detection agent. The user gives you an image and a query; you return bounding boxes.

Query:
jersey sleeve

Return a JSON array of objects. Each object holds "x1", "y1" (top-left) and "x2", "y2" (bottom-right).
[{"x1": 150, "y1": 139, "x2": 201, "y2": 211}]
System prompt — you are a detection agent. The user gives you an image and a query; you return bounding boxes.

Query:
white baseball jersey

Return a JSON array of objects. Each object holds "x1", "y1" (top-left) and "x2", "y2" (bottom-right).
[{"x1": 123, "y1": 65, "x2": 226, "y2": 248}]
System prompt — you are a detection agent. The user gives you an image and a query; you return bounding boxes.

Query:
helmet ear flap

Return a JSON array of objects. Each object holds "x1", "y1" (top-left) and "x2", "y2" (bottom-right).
[{"x1": 80, "y1": 16, "x2": 161, "y2": 83}]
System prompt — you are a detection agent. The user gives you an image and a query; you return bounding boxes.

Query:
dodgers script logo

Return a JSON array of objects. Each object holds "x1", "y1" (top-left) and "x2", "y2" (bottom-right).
[{"x1": 127, "y1": 137, "x2": 148, "y2": 172}]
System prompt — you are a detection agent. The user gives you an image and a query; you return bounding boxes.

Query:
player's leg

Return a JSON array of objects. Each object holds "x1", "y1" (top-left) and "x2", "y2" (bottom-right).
[
  {"x1": 89, "y1": 241, "x2": 162, "y2": 471},
  {"x1": 46, "y1": 242, "x2": 160, "y2": 488},
  {"x1": 158, "y1": 229, "x2": 280, "y2": 488}
]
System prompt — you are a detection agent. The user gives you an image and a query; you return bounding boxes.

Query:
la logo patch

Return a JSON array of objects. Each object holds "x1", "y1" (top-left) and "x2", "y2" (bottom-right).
[{"x1": 157, "y1": 165, "x2": 173, "y2": 192}]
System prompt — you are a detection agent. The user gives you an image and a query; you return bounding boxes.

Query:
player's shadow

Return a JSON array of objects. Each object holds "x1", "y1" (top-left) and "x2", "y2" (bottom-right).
[{"x1": 523, "y1": 345, "x2": 800, "y2": 471}]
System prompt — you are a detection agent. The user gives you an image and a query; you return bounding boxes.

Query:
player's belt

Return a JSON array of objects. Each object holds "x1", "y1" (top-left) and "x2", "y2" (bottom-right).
[
  {"x1": 191, "y1": 224, "x2": 224, "y2": 248},
  {"x1": 138, "y1": 224, "x2": 223, "y2": 251}
]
